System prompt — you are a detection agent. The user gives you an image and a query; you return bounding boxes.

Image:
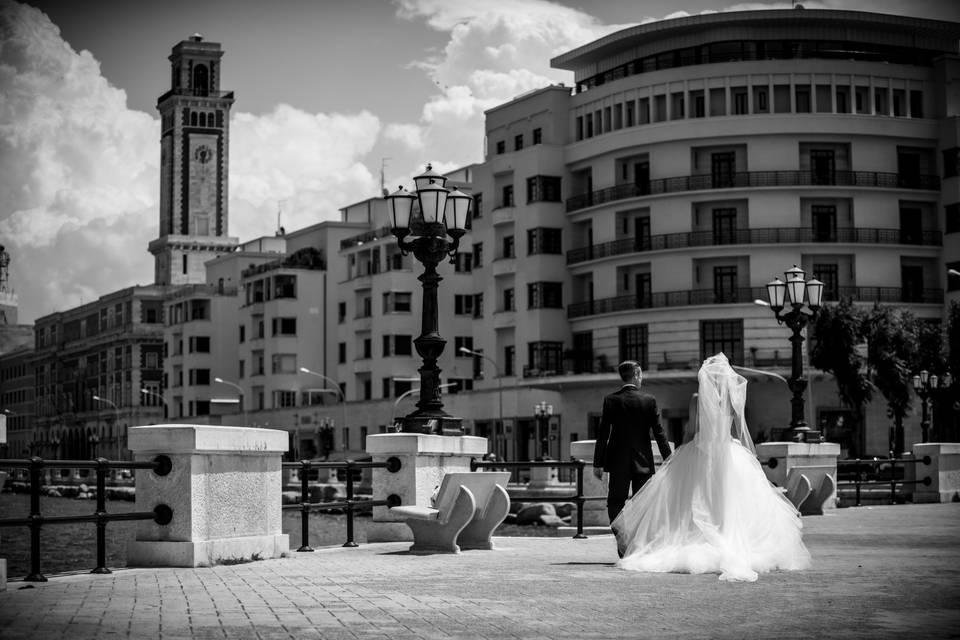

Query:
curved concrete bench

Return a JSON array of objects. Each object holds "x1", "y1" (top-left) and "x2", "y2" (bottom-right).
[{"x1": 390, "y1": 471, "x2": 511, "y2": 554}]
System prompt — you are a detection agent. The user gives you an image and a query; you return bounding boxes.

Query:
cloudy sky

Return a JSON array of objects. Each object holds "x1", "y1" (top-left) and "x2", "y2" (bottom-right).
[{"x1": 0, "y1": 0, "x2": 954, "y2": 324}]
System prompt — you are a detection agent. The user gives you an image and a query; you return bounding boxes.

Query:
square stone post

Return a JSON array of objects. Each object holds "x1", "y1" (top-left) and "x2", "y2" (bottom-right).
[
  {"x1": 912, "y1": 443, "x2": 960, "y2": 503},
  {"x1": 127, "y1": 424, "x2": 289, "y2": 567},
  {"x1": 365, "y1": 433, "x2": 488, "y2": 542},
  {"x1": 756, "y1": 441, "x2": 841, "y2": 514},
  {"x1": 0, "y1": 415, "x2": 6, "y2": 590}
]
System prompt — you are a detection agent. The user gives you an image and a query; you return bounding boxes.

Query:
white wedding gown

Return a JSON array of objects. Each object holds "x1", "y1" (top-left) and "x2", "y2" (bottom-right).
[{"x1": 612, "y1": 354, "x2": 811, "y2": 582}]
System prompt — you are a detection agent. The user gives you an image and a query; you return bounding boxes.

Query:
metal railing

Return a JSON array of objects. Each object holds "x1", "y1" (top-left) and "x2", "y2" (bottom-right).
[
  {"x1": 565, "y1": 170, "x2": 940, "y2": 212},
  {"x1": 566, "y1": 227, "x2": 942, "y2": 264},
  {"x1": 281, "y1": 457, "x2": 402, "y2": 549},
  {"x1": 0, "y1": 456, "x2": 173, "y2": 581},
  {"x1": 836, "y1": 455, "x2": 932, "y2": 507},
  {"x1": 470, "y1": 458, "x2": 601, "y2": 539}
]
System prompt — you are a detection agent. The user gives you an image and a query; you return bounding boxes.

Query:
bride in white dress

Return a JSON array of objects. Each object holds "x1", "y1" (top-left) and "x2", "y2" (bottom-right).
[{"x1": 612, "y1": 353, "x2": 811, "y2": 582}]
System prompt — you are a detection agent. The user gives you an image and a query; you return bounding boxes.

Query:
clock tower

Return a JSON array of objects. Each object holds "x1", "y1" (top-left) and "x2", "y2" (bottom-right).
[{"x1": 149, "y1": 34, "x2": 239, "y2": 285}]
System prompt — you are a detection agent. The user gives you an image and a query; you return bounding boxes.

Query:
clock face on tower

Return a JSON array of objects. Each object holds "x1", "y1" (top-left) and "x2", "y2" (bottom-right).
[{"x1": 194, "y1": 145, "x2": 213, "y2": 164}]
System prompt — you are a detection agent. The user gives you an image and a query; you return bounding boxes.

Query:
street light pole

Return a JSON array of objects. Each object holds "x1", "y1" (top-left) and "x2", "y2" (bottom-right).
[
  {"x1": 140, "y1": 388, "x2": 170, "y2": 420},
  {"x1": 533, "y1": 401, "x2": 553, "y2": 460},
  {"x1": 213, "y1": 377, "x2": 246, "y2": 427},
  {"x1": 912, "y1": 370, "x2": 950, "y2": 443},
  {"x1": 387, "y1": 164, "x2": 471, "y2": 435},
  {"x1": 764, "y1": 265, "x2": 824, "y2": 443},
  {"x1": 459, "y1": 346, "x2": 503, "y2": 459},
  {"x1": 299, "y1": 368, "x2": 346, "y2": 436}
]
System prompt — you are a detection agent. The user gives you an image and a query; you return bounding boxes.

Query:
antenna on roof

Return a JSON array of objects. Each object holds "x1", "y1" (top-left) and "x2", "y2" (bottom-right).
[
  {"x1": 276, "y1": 199, "x2": 286, "y2": 236},
  {"x1": 380, "y1": 157, "x2": 391, "y2": 197}
]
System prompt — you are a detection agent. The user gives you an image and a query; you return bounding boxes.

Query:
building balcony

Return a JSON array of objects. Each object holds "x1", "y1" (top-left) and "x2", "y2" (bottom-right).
[
  {"x1": 565, "y1": 171, "x2": 941, "y2": 213},
  {"x1": 567, "y1": 227, "x2": 943, "y2": 264},
  {"x1": 567, "y1": 286, "x2": 944, "y2": 319}
]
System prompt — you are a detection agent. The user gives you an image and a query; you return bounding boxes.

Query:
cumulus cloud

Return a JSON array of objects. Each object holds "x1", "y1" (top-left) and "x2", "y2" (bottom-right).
[
  {"x1": 383, "y1": 0, "x2": 629, "y2": 177},
  {"x1": 0, "y1": 1, "x2": 380, "y2": 323}
]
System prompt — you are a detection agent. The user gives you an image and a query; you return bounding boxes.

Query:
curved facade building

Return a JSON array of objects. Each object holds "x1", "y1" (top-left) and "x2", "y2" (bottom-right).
[{"x1": 466, "y1": 8, "x2": 960, "y2": 458}]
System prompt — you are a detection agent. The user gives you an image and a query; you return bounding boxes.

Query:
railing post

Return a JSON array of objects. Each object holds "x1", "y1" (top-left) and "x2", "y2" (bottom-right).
[
  {"x1": 26, "y1": 456, "x2": 46, "y2": 582},
  {"x1": 573, "y1": 460, "x2": 587, "y2": 539},
  {"x1": 855, "y1": 458, "x2": 862, "y2": 507},
  {"x1": 92, "y1": 457, "x2": 111, "y2": 574},
  {"x1": 890, "y1": 457, "x2": 898, "y2": 504},
  {"x1": 298, "y1": 460, "x2": 313, "y2": 552},
  {"x1": 343, "y1": 460, "x2": 358, "y2": 548}
]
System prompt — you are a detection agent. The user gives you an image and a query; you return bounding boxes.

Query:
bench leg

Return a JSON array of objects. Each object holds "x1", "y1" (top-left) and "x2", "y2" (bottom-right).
[
  {"x1": 406, "y1": 487, "x2": 476, "y2": 555},
  {"x1": 459, "y1": 485, "x2": 510, "y2": 551}
]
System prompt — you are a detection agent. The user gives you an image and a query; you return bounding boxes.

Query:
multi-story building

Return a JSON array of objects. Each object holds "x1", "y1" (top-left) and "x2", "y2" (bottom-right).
[{"x1": 463, "y1": 8, "x2": 960, "y2": 459}]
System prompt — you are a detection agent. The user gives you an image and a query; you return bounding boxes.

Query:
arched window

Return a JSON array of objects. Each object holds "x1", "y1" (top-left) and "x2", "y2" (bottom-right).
[
  {"x1": 190, "y1": 111, "x2": 198, "y2": 126},
  {"x1": 199, "y1": 112, "x2": 206, "y2": 127},
  {"x1": 192, "y1": 64, "x2": 209, "y2": 97}
]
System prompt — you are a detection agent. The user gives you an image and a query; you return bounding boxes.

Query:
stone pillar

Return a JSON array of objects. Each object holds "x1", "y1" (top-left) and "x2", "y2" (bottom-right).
[
  {"x1": 127, "y1": 424, "x2": 289, "y2": 567},
  {"x1": 569, "y1": 440, "x2": 609, "y2": 527},
  {"x1": 912, "y1": 443, "x2": 960, "y2": 503},
  {"x1": 365, "y1": 433, "x2": 488, "y2": 542},
  {"x1": 0, "y1": 415, "x2": 5, "y2": 591},
  {"x1": 756, "y1": 441, "x2": 841, "y2": 514}
]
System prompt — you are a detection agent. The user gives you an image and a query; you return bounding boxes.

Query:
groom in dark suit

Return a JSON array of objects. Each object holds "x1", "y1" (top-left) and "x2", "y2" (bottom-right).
[{"x1": 593, "y1": 361, "x2": 672, "y2": 534}]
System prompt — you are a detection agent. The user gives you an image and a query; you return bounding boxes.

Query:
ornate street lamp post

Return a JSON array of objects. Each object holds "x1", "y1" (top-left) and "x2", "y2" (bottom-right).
[
  {"x1": 765, "y1": 265, "x2": 824, "y2": 443},
  {"x1": 912, "y1": 370, "x2": 951, "y2": 443},
  {"x1": 387, "y1": 164, "x2": 471, "y2": 435},
  {"x1": 533, "y1": 401, "x2": 553, "y2": 460}
]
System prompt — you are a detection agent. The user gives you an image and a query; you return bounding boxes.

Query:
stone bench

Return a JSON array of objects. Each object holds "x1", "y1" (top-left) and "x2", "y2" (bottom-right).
[
  {"x1": 390, "y1": 471, "x2": 510, "y2": 554},
  {"x1": 784, "y1": 465, "x2": 837, "y2": 515}
]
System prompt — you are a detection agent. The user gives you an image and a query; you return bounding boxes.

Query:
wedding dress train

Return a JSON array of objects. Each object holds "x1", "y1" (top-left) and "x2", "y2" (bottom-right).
[{"x1": 612, "y1": 353, "x2": 811, "y2": 582}]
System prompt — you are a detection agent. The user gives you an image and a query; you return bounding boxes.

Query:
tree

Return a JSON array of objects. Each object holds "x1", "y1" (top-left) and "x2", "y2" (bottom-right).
[
  {"x1": 810, "y1": 298, "x2": 873, "y2": 456},
  {"x1": 863, "y1": 304, "x2": 918, "y2": 457}
]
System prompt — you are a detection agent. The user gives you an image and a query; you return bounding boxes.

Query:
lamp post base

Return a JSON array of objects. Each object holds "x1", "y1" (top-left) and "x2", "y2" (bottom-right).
[
  {"x1": 400, "y1": 414, "x2": 464, "y2": 436},
  {"x1": 791, "y1": 427, "x2": 823, "y2": 443}
]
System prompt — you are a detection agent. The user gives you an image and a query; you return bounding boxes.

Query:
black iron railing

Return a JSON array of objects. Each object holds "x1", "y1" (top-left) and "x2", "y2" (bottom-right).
[
  {"x1": 567, "y1": 227, "x2": 942, "y2": 264},
  {"x1": 470, "y1": 458, "x2": 603, "y2": 539},
  {"x1": 281, "y1": 457, "x2": 402, "y2": 549},
  {"x1": 0, "y1": 456, "x2": 173, "y2": 581},
  {"x1": 566, "y1": 170, "x2": 940, "y2": 212},
  {"x1": 836, "y1": 455, "x2": 932, "y2": 507}
]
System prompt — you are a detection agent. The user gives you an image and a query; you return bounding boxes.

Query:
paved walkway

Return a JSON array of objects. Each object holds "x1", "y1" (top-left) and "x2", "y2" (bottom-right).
[{"x1": 1, "y1": 503, "x2": 959, "y2": 640}]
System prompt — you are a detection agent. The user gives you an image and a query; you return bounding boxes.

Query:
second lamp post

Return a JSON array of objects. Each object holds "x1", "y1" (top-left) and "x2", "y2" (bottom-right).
[
  {"x1": 765, "y1": 265, "x2": 824, "y2": 443},
  {"x1": 912, "y1": 370, "x2": 951, "y2": 443},
  {"x1": 387, "y1": 164, "x2": 471, "y2": 435}
]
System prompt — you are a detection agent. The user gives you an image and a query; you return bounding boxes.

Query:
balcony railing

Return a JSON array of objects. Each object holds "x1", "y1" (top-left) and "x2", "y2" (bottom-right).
[
  {"x1": 565, "y1": 171, "x2": 941, "y2": 212},
  {"x1": 567, "y1": 227, "x2": 942, "y2": 265},
  {"x1": 567, "y1": 286, "x2": 943, "y2": 319}
]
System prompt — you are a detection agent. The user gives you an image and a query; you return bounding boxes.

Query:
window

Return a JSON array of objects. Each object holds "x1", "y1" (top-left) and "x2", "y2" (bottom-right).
[
  {"x1": 733, "y1": 90, "x2": 748, "y2": 115},
  {"x1": 514, "y1": 134, "x2": 523, "y2": 151},
  {"x1": 496, "y1": 140, "x2": 505, "y2": 154},
  {"x1": 338, "y1": 302, "x2": 346, "y2": 324},
  {"x1": 946, "y1": 203, "x2": 960, "y2": 234},
  {"x1": 812, "y1": 205, "x2": 837, "y2": 241},
  {"x1": 189, "y1": 336, "x2": 211, "y2": 353},
  {"x1": 338, "y1": 342, "x2": 346, "y2": 364},
  {"x1": 454, "y1": 294, "x2": 474, "y2": 315},
  {"x1": 713, "y1": 266, "x2": 738, "y2": 303},
  {"x1": 270, "y1": 353, "x2": 297, "y2": 373},
  {"x1": 239, "y1": 359, "x2": 245, "y2": 378},
  {"x1": 363, "y1": 379, "x2": 372, "y2": 401},
  {"x1": 576, "y1": 116, "x2": 583, "y2": 141},
  {"x1": 358, "y1": 297, "x2": 372, "y2": 318},
  {"x1": 383, "y1": 291, "x2": 412, "y2": 313},
  {"x1": 472, "y1": 243, "x2": 483, "y2": 268},
  {"x1": 502, "y1": 287, "x2": 515, "y2": 311},
  {"x1": 501, "y1": 184, "x2": 514, "y2": 208},
  {"x1": 473, "y1": 193, "x2": 483, "y2": 219},
  {"x1": 189, "y1": 368, "x2": 210, "y2": 385},
  {"x1": 532, "y1": 128, "x2": 542, "y2": 144},
  {"x1": 383, "y1": 335, "x2": 413, "y2": 356},
  {"x1": 239, "y1": 324, "x2": 245, "y2": 343},
  {"x1": 712, "y1": 208, "x2": 738, "y2": 244},
  {"x1": 145, "y1": 352, "x2": 159, "y2": 368},
  {"x1": 795, "y1": 85, "x2": 811, "y2": 113},
  {"x1": 948, "y1": 261, "x2": 960, "y2": 292},
  {"x1": 274, "y1": 275, "x2": 296, "y2": 298},
  {"x1": 528, "y1": 341, "x2": 563, "y2": 374},
  {"x1": 526, "y1": 176, "x2": 562, "y2": 203},
  {"x1": 454, "y1": 336, "x2": 474, "y2": 356},
  {"x1": 454, "y1": 252, "x2": 472, "y2": 273},
  {"x1": 252, "y1": 350, "x2": 265, "y2": 375},
  {"x1": 382, "y1": 377, "x2": 392, "y2": 399},
  {"x1": 273, "y1": 390, "x2": 297, "y2": 408},
  {"x1": 700, "y1": 319, "x2": 743, "y2": 364},
  {"x1": 501, "y1": 235, "x2": 515, "y2": 259},
  {"x1": 813, "y1": 264, "x2": 839, "y2": 301},
  {"x1": 944, "y1": 148, "x2": 960, "y2": 179},
  {"x1": 527, "y1": 282, "x2": 563, "y2": 308},
  {"x1": 361, "y1": 338, "x2": 372, "y2": 359},
  {"x1": 528, "y1": 228, "x2": 562, "y2": 255},
  {"x1": 910, "y1": 90, "x2": 923, "y2": 118},
  {"x1": 473, "y1": 293, "x2": 484, "y2": 318},
  {"x1": 619, "y1": 325, "x2": 649, "y2": 367},
  {"x1": 504, "y1": 345, "x2": 515, "y2": 376},
  {"x1": 272, "y1": 317, "x2": 297, "y2": 336}
]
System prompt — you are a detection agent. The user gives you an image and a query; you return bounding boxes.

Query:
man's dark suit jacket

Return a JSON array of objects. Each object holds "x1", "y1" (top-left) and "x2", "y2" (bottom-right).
[{"x1": 594, "y1": 385, "x2": 672, "y2": 475}]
